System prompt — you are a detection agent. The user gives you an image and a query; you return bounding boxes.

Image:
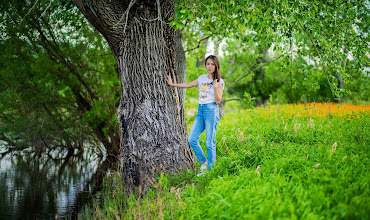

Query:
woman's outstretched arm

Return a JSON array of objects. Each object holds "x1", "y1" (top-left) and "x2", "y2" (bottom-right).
[{"x1": 167, "y1": 76, "x2": 198, "y2": 88}]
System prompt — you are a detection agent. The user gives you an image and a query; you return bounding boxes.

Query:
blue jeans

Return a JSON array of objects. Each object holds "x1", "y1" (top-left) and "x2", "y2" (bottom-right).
[{"x1": 188, "y1": 102, "x2": 220, "y2": 170}]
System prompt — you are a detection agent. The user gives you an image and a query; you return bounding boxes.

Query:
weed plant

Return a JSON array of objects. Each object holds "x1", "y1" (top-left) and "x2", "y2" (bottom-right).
[{"x1": 79, "y1": 103, "x2": 370, "y2": 219}]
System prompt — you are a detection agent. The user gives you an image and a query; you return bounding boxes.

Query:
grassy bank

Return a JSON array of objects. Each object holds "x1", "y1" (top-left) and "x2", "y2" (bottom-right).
[{"x1": 80, "y1": 103, "x2": 370, "y2": 219}]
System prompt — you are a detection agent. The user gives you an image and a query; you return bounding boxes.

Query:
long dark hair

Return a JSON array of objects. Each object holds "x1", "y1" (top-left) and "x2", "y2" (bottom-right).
[{"x1": 205, "y1": 55, "x2": 221, "y2": 82}]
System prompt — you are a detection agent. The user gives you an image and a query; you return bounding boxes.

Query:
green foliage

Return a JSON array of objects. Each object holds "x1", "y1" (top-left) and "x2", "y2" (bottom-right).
[
  {"x1": 243, "y1": 92, "x2": 255, "y2": 107},
  {"x1": 176, "y1": 0, "x2": 369, "y2": 104},
  {"x1": 80, "y1": 103, "x2": 370, "y2": 219},
  {"x1": 0, "y1": 1, "x2": 119, "y2": 153}
]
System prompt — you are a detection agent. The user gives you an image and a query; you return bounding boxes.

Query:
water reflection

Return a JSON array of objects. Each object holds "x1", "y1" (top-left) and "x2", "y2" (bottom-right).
[{"x1": 0, "y1": 149, "x2": 104, "y2": 219}]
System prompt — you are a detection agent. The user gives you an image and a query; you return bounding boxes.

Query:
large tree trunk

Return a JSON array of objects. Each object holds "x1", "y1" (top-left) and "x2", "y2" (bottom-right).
[{"x1": 73, "y1": 0, "x2": 194, "y2": 192}]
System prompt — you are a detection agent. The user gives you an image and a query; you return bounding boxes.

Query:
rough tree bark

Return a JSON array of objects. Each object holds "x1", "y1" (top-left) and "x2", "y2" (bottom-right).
[
  {"x1": 73, "y1": 0, "x2": 194, "y2": 192},
  {"x1": 175, "y1": 29, "x2": 187, "y2": 105}
]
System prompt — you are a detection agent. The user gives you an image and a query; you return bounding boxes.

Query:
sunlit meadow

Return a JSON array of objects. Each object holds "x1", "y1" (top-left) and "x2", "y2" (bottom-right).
[{"x1": 80, "y1": 103, "x2": 370, "y2": 219}]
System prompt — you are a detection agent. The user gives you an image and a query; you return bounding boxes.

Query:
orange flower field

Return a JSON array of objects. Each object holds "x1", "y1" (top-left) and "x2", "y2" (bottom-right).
[{"x1": 246, "y1": 102, "x2": 370, "y2": 120}]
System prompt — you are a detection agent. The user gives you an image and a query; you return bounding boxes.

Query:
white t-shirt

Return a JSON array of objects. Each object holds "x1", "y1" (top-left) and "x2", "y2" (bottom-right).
[{"x1": 197, "y1": 74, "x2": 225, "y2": 104}]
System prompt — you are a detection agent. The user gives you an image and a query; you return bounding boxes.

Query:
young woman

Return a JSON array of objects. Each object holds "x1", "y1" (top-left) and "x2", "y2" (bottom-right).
[{"x1": 167, "y1": 55, "x2": 225, "y2": 176}]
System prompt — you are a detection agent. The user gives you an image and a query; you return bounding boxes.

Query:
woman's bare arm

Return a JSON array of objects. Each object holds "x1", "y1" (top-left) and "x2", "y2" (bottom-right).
[
  {"x1": 167, "y1": 76, "x2": 198, "y2": 88},
  {"x1": 213, "y1": 79, "x2": 224, "y2": 105}
]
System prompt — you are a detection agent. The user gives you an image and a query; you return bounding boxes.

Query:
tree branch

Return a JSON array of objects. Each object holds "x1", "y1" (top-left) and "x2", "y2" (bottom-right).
[
  {"x1": 18, "y1": 0, "x2": 40, "y2": 29},
  {"x1": 40, "y1": 0, "x2": 52, "y2": 18},
  {"x1": 221, "y1": 97, "x2": 256, "y2": 104},
  {"x1": 185, "y1": 36, "x2": 210, "y2": 52},
  {"x1": 225, "y1": 54, "x2": 285, "y2": 92}
]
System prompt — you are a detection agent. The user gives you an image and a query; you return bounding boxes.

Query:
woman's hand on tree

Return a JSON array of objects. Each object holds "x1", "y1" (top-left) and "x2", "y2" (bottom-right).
[{"x1": 167, "y1": 76, "x2": 173, "y2": 86}]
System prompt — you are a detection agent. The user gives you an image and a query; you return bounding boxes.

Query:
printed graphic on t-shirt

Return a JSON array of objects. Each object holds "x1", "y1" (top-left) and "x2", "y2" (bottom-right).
[{"x1": 200, "y1": 82, "x2": 212, "y2": 99}]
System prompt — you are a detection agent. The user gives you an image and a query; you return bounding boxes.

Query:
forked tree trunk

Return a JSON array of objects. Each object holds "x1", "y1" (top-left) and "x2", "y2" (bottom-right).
[{"x1": 73, "y1": 0, "x2": 194, "y2": 192}]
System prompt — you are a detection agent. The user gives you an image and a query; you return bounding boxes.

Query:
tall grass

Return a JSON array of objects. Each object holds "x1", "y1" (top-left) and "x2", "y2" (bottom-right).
[{"x1": 79, "y1": 102, "x2": 370, "y2": 219}]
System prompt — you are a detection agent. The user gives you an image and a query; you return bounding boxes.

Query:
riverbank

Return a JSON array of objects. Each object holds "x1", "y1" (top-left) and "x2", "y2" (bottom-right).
[{"x1": 0, "y1": 148, "x2": 106, "y2": 219}]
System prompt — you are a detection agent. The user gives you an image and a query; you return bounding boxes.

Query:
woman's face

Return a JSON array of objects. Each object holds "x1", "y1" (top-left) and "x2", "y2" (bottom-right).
[{"x1": 205, "y1": 58, "x2": 216, "y2": 74}]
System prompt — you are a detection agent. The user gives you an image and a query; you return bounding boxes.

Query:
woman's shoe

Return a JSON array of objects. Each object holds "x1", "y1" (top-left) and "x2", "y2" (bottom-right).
[
  {"x1": 197, "y1": 163, "x2": 208, "y2": 177},
  {"x1": 200, "y1": 163, "x2": 207, "y2": 172},
  {"x1": 196, "y1": 171, "x2": 205, "y2": 177}
]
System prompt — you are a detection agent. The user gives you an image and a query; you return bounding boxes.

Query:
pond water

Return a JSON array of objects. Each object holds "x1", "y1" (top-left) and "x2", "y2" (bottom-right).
[{"x1": 0, "y1": 149, "x2": 104, "y2": 219}]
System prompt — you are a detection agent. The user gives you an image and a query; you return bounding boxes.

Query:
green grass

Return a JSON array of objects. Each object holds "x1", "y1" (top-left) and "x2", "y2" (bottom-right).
[{"x1": 79, "y1": 103, "x2": 370, "y2": 220}]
